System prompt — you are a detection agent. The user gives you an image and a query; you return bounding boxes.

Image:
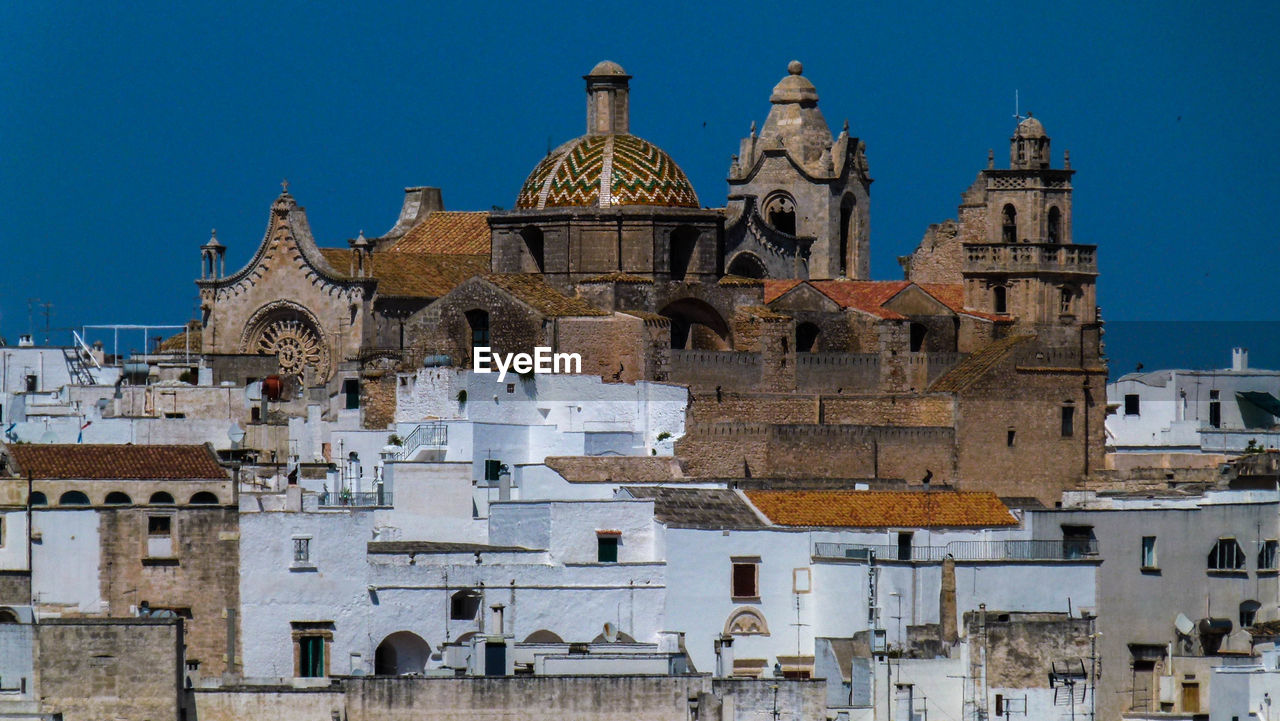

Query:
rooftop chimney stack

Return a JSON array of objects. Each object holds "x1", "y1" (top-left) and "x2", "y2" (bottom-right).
[{"x1": 1233, "y1": 347, "x2": 1249, "y2": 371}]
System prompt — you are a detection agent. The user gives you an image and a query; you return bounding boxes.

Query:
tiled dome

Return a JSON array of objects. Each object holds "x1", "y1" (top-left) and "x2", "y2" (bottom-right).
[{"x1": 515, "y1": 134, "x2": 700, "y2": 210}]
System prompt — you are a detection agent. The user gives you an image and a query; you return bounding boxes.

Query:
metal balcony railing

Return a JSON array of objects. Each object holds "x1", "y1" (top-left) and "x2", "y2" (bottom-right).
[
  {"x1": 397, "y1": 423, "x2": 448, "y2": 460},
  {"x1": 318, "y1": 491, "x2": 392, "y2": 508},
  {"x1": 813, "y1": 539, "x2": 1099, "y2": 562}
]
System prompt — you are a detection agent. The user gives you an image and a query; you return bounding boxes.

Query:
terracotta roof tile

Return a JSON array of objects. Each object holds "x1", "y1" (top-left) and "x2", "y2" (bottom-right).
[
  {"x1": 545, "y1": 456, "x2": 685, "y2": 483},
  {"x1": 808, "y1": 280, "x2": 913, "y2": 319},
  {"x1": 484, "y1": 275, "x2": 610, "y2": 318},
  {"x1": 719, "y1": 275, "x2": 764, "y2": 287},
  {"x1": 391, "y1": 211, "x2": 491, "y2": 254},
  {"x1": 918, "y1": 283, "x2": 1013, "y2": 323},
  {"x1": 744, "y1": 490, "x2": 1017, "y2": 528},
  {"x1": 622, "y1": 487, "x2": 765, "y2": 529},
  {"x1": 763, "y1": 279, "x2": 803, "y2": 303},
  {"x1": 7, "y1": 444, "x2": 228, "y2": 480},
  {"x1": 929, "y1": 335, "x2": 1034, "y2": 393},
  {"x1": 319, "y1": 250, "x2": 488, "y2": 299}
]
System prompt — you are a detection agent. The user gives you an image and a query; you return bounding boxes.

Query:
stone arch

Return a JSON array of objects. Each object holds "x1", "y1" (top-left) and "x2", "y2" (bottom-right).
[
  {"x1": 450, "y1": 589, "x2": 482, "y2": 620},
  {"x1": 105, "y1": 491, "x2": 132, "y2": 505},
  {"x1": 796, "y1": 322, "x2": 821, "y2": 353},
  {"x1": 59, "y1": 490, "x2": 90, "y2": 506},
  {"x1": 240, "y1": 300, "x2": 330, "y2": 382},
  {"x1": 724, "y1": 607, "x2": 770, "y2": 636},
  {"x1": 669, "y1": 225, "x2": 700, "y2": 281},
  {"x1": 520, "y1": 226, "x2": 545, "y2": 273},
  {"x1": 523, "y1": 629, "x2": 564, "y2": 643},
  {"x1": 660, "y1": 298, "x2": 731, "y2": 350},
  {"x1": 0, "y1": 607, "x2": 19, "y2": 623},
  {"x1": 29, "y1": 491, "x2": 47, "y2": 506},
  {"x1": 374, "y1": 631, "x2": 432, "y2": 675},
  {"x1": 763, "y1": 191, "x2": 797, "y2": 236},
  {"x1": 149, "y1": 491, "x2": 175, "y2": 505},
  {"x1": 190, "y1": 491, "x2": 219, "y2": 505},
  {"x1": 1001, "y1": 204, "x2": 1017, "y2": 243},
  {"x1": 726, "y1": 252, "x2": 768, "y2": 280}
]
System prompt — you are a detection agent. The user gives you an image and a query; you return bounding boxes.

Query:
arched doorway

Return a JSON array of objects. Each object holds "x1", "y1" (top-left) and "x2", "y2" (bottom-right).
[
  {"x1": 726, "y1": 253, "x2": 767, "y2": 280},
  {"x1": 374, "y1": 631, "x2": 432, "y2": 676},
  {"x1": 796, "y1": 322, "x2": 821, "y2": 353},
  {"x1": 660, "y1": 298, "x2": 731, "y2": 351}
]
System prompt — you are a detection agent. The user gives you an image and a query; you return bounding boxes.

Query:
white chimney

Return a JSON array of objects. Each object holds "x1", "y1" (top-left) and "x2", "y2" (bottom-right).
[{"x1": 1233, "y1": 347, "x2": 1249, "y2": 371}]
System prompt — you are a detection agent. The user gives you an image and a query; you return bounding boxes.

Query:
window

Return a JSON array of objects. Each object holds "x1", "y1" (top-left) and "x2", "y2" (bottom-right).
[
  {"x1": 1260, "y1": 540, "x2": 1278, "y2": 570},
  {"x1": 147, "y1": 515, "x2": 173, "y2": 558},
  {"x1": 450, "y1": 590, "x2": 482, "y2": 620},
  {"x1": 897, "y1": 532, "x2": 913, "y2": 561},
  {"x1": 1240, "y1": 600, "x2": 1262, "y2": 628},
  {"x1": 466, "y1": 309, "x2": 490, "y2": 351},
  {"x1": 838, "y1": 196, "x2": 855, "y2": 277},
  {"x1": 1059, "y1": 288, "x2": 1074, "y2": 315},
  {"x1": 669, "y1": 226, "x2": 699, "y2": 281},
  {"x1": 1208, "y1": 538, "x2": 1245, "y2": 570},
  {"x1": 731, "y1": 559, "x2": 760, "y2": 599},
  {"x1": 521, "y1": 226, "x2": 545, "y2": 273},
  {"x1": 993, "y1": 285, "x2": 1007, "y2": 314},
  {"x1": 1209, "y1": 390, "x2": 1222, "y2": 428},
  {"x1": 1001, "y1": 205, "x2": 1017, "y2": 243},
  {"x1": 1047, "y1": 206, "x2": 1061, "y2": 243},
  {"x1": 293, "y1": 537, "x2": 310, "y2": 563},
  {"x1": 0, "y1": 517, "x2": 4, "y2": 548},
  {"x1": 342, "y1": 379, "x2": 360, "y2": 410},
  {"x1": 1141, "y1": 536, "x2": 1157, "y2": 569},
  {"x1": 1124, "y1": 394, "x2": 1140, "y2": 416},
  {"x1": 1007, "y1": 429, "x2": 1016, "y2": 447},
  {"x1": 764, "y1": 193, "x2": 797, "y2": 236},
  {"x1": 597, "y1": 535, "x2": 619, "y2": 563},
  {"x1": 299, "y1": 636, "x2": 325, "y2": 677},
  {"x1": 24, "y1": 374, "x2": 37, "y2": 392},
  {"x1": 1061, "y1": 404, "x2": 1075, "y2": 437},
  {"x1": 58, "y1": 491, "x2": 89, "y2": 505},
  {"x1": 1062, "y1": 525, "x2": 1095, "y2": 559}
]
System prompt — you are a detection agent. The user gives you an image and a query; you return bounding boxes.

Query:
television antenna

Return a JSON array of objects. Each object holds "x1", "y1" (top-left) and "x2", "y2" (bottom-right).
[{"x1": 1013, "y1": 90, "x2": 1026, "y2": 122}]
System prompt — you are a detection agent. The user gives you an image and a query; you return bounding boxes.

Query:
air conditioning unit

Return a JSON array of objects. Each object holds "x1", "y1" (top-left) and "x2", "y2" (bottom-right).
[{"x1": 1157, "y1": 676, "x2": 1176, "y2": 704}]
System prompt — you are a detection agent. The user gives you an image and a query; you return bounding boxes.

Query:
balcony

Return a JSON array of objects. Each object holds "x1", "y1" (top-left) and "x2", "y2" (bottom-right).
[
  {"x1": 318, "y1": 491, "x2": 392, "y2": 508},
  {"x1": 963, "y1": 243, "x2": 1097, "y2": 275},
  {"x1": 813, "y1": 539, "x2": 1099, "y2": 562}
]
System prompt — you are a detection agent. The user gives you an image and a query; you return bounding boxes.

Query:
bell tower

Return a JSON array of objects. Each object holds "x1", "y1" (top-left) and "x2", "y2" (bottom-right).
[{"x1": 961, "y1": 116, "x2": 1097, "y2": 345}]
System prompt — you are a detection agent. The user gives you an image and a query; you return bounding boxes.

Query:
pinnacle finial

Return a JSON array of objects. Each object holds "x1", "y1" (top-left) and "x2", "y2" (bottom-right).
[
  {"x1": 281, "y1": 178, "x2": 290, "y2": 194},
  {"x1": 842, "y1": 119, "x2": 849, "y2": 133},
  {"x1": 787, "y1": 60, "x2": 803, "y2": 76},
  {"x1": 750, "y1": 120, "x2": 757, "y2": 137}
]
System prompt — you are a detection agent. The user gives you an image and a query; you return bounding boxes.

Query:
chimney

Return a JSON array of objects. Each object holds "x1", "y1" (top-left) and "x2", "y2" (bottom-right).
[
  {"x1": 1233, "y1": 347, "x2": 1249, "y2": 371},
  {"x1": 381, "y1": 187, "x2": 444, "y2": 241},
  {"x1": 490, "y1": 603, "x2": 506, "y2": 634}
]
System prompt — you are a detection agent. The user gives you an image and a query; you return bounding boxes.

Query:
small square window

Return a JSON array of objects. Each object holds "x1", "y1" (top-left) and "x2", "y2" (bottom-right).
[
  {"x1": 1141, "y1": 536, "x2": 1157, "y2": 569},
  {"x1": 506, "y1": 383, "x2": 515, "y2": 394},
  {"x1": 1124, "y1": 394, "x2": 1140, "y2": 416},
  {"x1": 732, "y1": 561, "x2": 759, "y2": 599},
  {"x1": 148, "y1": 516, "x2": 171, "y2": 536},
  {"x1": 293, "y1": 537, "x2": 310, "y2": 563},
  {"x1": 597, "y1": 536, "x2": 618, "y2": 563}
]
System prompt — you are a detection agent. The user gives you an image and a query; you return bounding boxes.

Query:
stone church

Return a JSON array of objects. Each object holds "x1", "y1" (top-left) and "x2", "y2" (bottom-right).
[{"x1": 184, "y1": 60, "x2": 1105, "y2": 502}]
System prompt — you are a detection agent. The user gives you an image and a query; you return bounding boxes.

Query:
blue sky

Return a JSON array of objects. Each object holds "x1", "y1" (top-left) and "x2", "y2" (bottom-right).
[{"x1": 2, "y1": 2, "x2": 1278, "y2": 356}]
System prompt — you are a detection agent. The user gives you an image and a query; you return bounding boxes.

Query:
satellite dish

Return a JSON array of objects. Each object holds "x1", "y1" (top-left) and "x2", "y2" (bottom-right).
[
  {"x1": 603, "y1": 622, "x2": 619, "y2": 643},
  {"x1": 1175, "y1": 613, "x2": 1195, "y2": 636}
]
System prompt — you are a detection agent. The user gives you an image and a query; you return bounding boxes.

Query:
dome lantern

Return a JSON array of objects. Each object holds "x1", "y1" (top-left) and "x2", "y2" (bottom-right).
[{"x1": 585, "y1": 60, "x2": 631, "y2": 136}]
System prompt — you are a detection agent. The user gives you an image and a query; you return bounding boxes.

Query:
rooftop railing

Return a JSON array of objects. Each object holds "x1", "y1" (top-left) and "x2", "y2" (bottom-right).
[
  {"x1": 318, "y1": 491, "x2": 392, "y2": 508},
  {"x1": 813, "y1": 539, "x2": 1099, "y2": 562}
]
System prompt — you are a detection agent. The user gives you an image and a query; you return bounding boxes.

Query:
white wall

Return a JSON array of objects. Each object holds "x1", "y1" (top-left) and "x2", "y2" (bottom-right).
[{"x1": 31, "y1": 509, "x2": 102, "y2": 613}]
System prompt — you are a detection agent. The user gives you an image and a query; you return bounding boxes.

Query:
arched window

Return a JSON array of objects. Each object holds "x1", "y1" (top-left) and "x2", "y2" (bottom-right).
[
  {"x1": 59, "y1": 491, "x2": 90, "y2": 506},
  {"x1": 764, "y1": 193, "x2": 797, "y2": 236},
  {"x1": 1047, "y1": 206, "x2": 1061, "y2": 243},
  {"x1": 1240, "y1": 600, "x2": 1262, "y2": 627},
  {"x1": 1059, "y1": 287, "x2": 1074, "y2": 316},
  {"x1": 838, "y1": 196, "x2": 855, "y2": 277},
  {"x1": 374, "y1": 631, "x2": 432, "y2": 676},
  {"x1": 1208, "y1": 538, "x2": 1245, "y2": 570},
  {"x1": 1002, "y1": 205, "x2": 1017, "y2": 243},
  {"x1": 520, "y1": 226, "x2": 544, "y2": 273},
  {"x1": 0, "y1": 607, "x2": 19, "y2": 623},
  {"x1": 660, "y1": 298, "x2": 732, "y2": 351},
  {"x1": 105, "y1": 492, "x2": 132, "y2": 505},
  {"x1": 724, "y1": 607, "x2": 770, "y2": 636},
  {"x1": 910, "y1": 323, "x2": 928, "y2": 353},
  {"x1": 669, "y1": 226, "x2": 699, "y2": 282},
  {"x1": 796, "y1": 323, "x2": 820, "y2": 353},
  {"x1": 149, "y1": 491, "x2": 175, "y2": 505},
  {"x1": 465, "y1": 310, "x2": 490, "y2": 353},
  {"x1": 993, "y1": 286, "x2": 1007, "y2": 314},
  {"x1": 726, "y1": 253, "x2": 767, "y2": 280},
  {"x1": 450, "y1": 589, "x2": 482, "y2": 620},
  {"x1": 189, "y1": 491, "x2": 218, "y2": 505},
  {"x1": 29, "y1": 492, "x2": 47, "y2": 506}
]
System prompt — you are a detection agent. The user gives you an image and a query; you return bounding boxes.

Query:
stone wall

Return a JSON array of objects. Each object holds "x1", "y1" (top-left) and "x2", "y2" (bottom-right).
[
  {"x1": 964, "y1": 612, "x2": 1093, "y2": 689},
  {"x1": 900, "y1": 219, "x2": 963, "y2": 284},
  {"x1": 35, "y1": 617, "x2": 182, "y2": 721},
  {"x1": 98, "y1": 507, "x2": 240, "y2": 676}
]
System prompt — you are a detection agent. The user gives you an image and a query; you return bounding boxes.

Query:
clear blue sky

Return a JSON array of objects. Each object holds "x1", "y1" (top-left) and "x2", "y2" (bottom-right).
[{"x1": 2, "y1": 2, "x2": 1277, "y2": 353}]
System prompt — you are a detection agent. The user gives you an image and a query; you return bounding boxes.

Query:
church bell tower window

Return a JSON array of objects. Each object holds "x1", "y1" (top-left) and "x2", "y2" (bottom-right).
[
  {"x1": 1047, "y1": 206, "x2": 1061, "y2": 243},
  {"x1": 1002, "y1": 205, "x2": 1017, "y2": 243},
  {"x1": 764, "y1": 193, "x2": 797, "y2": 237}
]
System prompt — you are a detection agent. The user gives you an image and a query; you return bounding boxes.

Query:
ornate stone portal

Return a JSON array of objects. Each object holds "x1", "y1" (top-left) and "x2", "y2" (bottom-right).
[{"x1": 254, "y1": 319, "x2": 326, "y2": 378}]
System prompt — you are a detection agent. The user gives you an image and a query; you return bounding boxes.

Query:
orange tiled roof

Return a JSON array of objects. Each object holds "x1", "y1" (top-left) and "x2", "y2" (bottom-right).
[
  {"x1": 808, "y1": 280, "x2": 913, "y2": 319},
  {"x1": 763, "y1": 279, "x2": 803, "y2": 303},
  {"x1": 8, "y1": 444, "x2": 228, "y2": 480},
  {"x1": 929, "y1": 335, "x2": 1034, "y2": 393},
  {"x1": 918, "y1": 283, "x2": 1012, "y2": 323},
  {"x1": 392, "y1": 211, "x2": 491, "y2": 254},
  {"x1": 484, "y1": 274, "x2": 610, "y2": 317},
  {"x1": 744, "y1": 490, "x2": 1017, "y2": 528},
  {"x1": 319, "y1": 249, "x2": 488, "y2": 299},
  {"x1": 580, "y1": 272, "x2": 654, "y2": 284}
]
